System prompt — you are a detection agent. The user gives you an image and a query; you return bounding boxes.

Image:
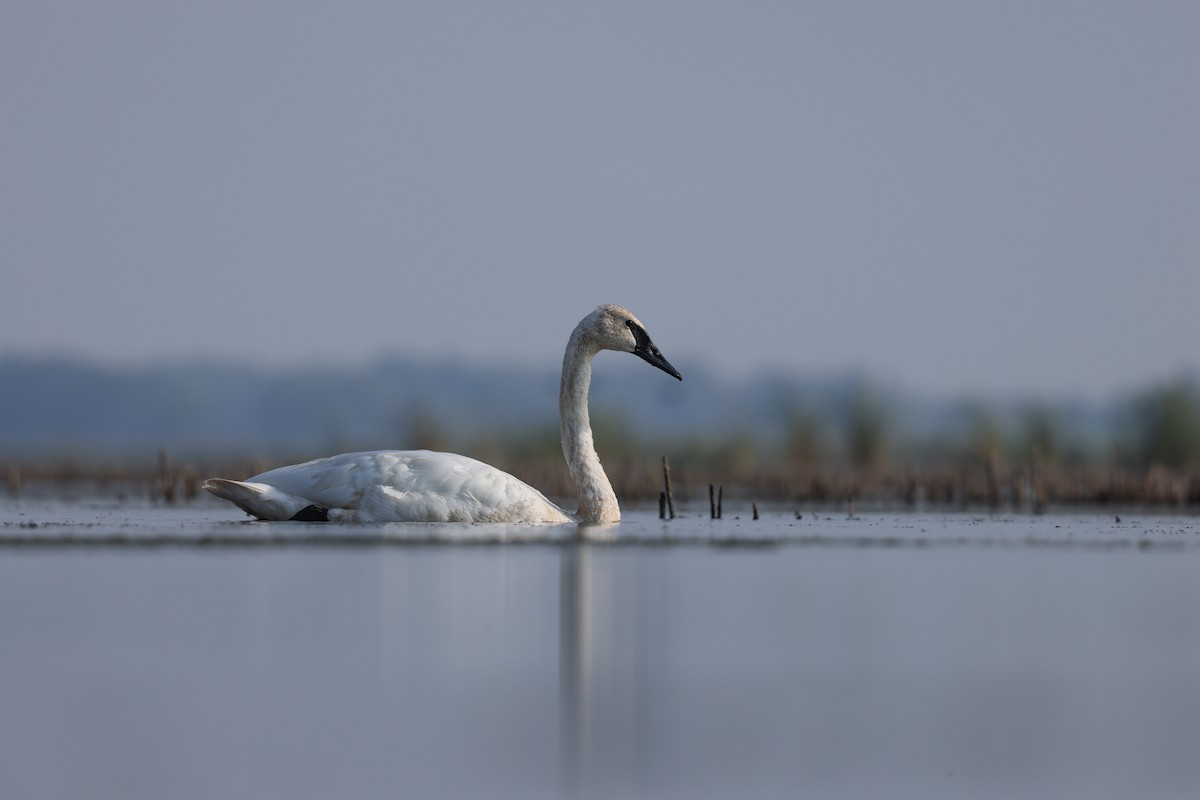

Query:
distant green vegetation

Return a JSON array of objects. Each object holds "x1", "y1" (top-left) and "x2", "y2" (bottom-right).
[
  {"x1": 3, "y1": 359, "x2": 1198, "y2": 508},
  {"x1": 1132, "y1": 380, "x2": 1200, "y2": 468}
]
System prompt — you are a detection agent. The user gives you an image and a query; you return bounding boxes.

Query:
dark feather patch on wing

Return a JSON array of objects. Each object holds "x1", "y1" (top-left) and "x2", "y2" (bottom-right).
[{"x1": 290, "y1": 505, "x2": 330, "y2": 522}]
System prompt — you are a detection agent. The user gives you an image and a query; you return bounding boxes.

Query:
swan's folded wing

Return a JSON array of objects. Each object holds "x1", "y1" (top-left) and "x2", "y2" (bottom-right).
[{"x1": 244, "y1": 450, "x2": 570, "y2": 522}]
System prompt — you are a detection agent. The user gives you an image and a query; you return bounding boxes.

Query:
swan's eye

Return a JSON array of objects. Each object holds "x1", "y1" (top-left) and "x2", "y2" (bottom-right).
[{"x1": 625, "y1": 320, "x2": 634, "y2": 328}]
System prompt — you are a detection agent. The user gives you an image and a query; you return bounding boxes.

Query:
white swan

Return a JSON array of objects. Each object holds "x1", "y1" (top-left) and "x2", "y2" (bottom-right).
[{"x1": 204, "y1": 304, "x2": 681, "y2": 523}]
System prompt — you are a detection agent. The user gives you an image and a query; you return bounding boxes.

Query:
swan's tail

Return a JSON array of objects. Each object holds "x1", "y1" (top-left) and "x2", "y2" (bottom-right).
[{"x1": 203, "y1": 478, "x2": 311, "y2": 520}]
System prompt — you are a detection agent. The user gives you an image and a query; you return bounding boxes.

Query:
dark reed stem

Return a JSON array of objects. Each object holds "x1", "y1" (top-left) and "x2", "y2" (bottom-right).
[
  {"x1": 158, "y1": 449, "x2": 175, "y2": 505},
  {"x1": 662, "y1": 456, "x2": 676, "y2": 519}
]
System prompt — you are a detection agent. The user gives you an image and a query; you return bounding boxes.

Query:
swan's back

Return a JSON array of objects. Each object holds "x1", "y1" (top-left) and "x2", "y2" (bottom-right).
[{"x1": 206, "y1": 450, "x2": 572, "y2": 523}]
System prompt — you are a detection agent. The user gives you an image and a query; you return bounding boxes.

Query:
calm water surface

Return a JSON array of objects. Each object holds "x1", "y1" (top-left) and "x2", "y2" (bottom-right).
[{"x1": 1, "y1": 497, "x2": 1198, "y2": 799}]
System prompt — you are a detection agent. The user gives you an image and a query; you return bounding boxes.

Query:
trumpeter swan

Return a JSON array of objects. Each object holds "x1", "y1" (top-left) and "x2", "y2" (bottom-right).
[{"x1": 204, "y1": 304, "x2": 681, "y2": 523}]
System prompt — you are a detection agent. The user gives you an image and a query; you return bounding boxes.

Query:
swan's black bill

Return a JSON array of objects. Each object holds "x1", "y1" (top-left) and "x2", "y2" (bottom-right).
[{"x1": 634, "y1": 337, "x2": 682, "y2": 381}]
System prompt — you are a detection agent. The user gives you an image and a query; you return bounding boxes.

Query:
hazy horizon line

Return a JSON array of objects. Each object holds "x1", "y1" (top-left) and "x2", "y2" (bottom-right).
[{"x1": 2, "y1": 346, "x2": 1194, "y2": 407}]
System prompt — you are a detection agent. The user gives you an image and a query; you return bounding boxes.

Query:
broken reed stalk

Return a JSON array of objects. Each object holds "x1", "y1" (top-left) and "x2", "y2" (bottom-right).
[
  {"x1": 180, "y1": 466, "x2": 199, "y2": 502},
  {"x1": 985, "y1": 457, "x2": 1000, "y2": 509},
  {"x1": 158, "y1": 449, "x2": 175, "y2": 504},
  {"x1": 1031, "y1": 445, "x2": 1047, "y2": 514},
  {"x1": 709, "y1": 484, "x2": 716, "y2": 519},
  {"x1": 659, "y1": 492, "x2": 666, "y2": 520},
  {"x1": 717, "y1": 486, "x2": 723, "y2": 519},
  {"x1": 662, "y1": 456, "x2": 676, "y2": 519},
  {"x1": 752, "y1": 502, "x2": 759, "y2": 520}
]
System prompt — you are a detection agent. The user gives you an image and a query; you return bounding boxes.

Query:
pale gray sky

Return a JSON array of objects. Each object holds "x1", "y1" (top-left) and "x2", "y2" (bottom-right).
[{"x1": 2, "y1": 1, "x2": 1196, "y2": 399}]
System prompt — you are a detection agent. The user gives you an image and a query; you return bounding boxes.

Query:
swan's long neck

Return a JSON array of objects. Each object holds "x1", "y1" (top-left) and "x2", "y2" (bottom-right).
[{"x1": 560, "y1": 329, "x2": 620, "y2": 524}]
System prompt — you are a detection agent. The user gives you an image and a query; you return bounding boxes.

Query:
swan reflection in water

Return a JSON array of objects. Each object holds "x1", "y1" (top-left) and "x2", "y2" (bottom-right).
[{"x1": 559, "y1": 532, "x2": 672, "y2": 798}]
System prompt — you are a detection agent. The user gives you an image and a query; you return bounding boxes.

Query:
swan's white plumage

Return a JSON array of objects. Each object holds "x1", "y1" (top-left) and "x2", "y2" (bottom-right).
[
  {"x1": 206, "y1": 450, "x2": 570, "y2": 523},
  {"x1": 204, "y1": 305, "x2": 681, "y2": 523}
]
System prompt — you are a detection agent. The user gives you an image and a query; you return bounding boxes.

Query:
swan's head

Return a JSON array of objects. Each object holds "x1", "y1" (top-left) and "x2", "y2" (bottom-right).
[{"x1": 585, "y1": 304, "x2": 682, "y2": 381}]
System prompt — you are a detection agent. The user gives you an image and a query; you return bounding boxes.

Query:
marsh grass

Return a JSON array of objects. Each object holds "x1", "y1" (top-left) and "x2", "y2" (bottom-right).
[{"x1": 4, "y1": 449, "x2": 1197, "y2": 513}]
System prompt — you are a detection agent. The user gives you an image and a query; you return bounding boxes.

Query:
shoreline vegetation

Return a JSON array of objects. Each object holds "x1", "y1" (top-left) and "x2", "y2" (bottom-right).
[
  {"x1": 4, "y1": 364, "x2": 1197, "y2": 513},
  {"x1": 4, "y1": 448, "x2": 1197, "y2": 513}
]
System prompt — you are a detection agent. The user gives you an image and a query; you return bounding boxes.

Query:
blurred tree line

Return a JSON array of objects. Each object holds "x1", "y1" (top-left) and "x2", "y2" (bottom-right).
[
  {"x1": 1131, "y1": 380, "x2": 1200, "y2": 468},
  {"x1": 7, "y1": 370, "x2": 1199, "y2": 509},
  {"x1": 587, "y1": 377, "x2": 1200, "y2": 508},
  {"x1": 774, "y1": 377, "x2": 1200, "y2": 472}
]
